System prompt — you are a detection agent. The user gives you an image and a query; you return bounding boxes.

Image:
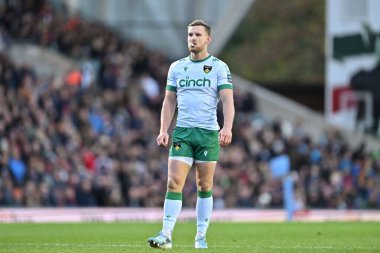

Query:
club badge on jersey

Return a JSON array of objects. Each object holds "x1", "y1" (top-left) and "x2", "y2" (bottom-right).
[{"x1": 203, "y1": 65, "x2": 212, "y2": 74}]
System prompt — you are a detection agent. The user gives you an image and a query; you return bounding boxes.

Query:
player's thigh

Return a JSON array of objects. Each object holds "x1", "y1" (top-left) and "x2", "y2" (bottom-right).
[
  {"x1": 167, "y1": 159, "x2": 192, "y2": 191},
  {"x1": 195, "y1": 162, "x2": 216, "y2": 191}
]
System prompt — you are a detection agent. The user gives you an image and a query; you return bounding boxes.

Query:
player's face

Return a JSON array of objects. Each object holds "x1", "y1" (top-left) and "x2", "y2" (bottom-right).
[{"x1": 187, "y1": 26, "x2": 211, "y2": 53}]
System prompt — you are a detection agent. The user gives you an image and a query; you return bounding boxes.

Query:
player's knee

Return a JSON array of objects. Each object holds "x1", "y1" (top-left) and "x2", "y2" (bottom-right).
[
  {"x1": 197, "y1": 180, "x2": 212, "y2": 192},
  {"x1": 167, "y1": 177, "x2": 182, "y2": 192}
]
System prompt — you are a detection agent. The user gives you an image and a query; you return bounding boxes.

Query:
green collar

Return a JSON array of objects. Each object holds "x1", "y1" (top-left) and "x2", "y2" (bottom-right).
[{"x1": 189, "y1": 54, "x2": 212, "y2": 63}]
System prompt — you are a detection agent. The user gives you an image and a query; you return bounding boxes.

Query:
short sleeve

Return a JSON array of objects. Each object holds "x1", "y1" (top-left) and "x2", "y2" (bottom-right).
[
  {"x1": 165, "y1": 63, "x2": 177, "y2": 92},
  {"x1": 217, "y1": 63, "x2": 233, "y2": 91}
]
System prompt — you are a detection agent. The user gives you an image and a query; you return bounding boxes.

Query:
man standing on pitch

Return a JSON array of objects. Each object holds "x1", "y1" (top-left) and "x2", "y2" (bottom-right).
[{"x1": 147, "y1": 20, "x2": 235, "y2": 249}]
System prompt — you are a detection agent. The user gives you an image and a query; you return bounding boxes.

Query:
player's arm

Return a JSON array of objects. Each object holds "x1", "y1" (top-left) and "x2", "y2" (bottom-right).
[
  {"x1": 157, "y1": 90, "x2": 177, "y2": 147},
  {"x1": 219, "y1": 88, "x2": 234, "y2": 147}
]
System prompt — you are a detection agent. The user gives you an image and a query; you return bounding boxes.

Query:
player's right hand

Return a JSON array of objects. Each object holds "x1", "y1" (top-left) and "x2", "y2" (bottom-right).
[{"x1": 156, "y1": 132, "x2": 170, "y2": 147}]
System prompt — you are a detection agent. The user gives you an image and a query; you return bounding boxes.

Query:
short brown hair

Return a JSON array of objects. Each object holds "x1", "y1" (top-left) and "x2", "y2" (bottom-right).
[{"x1": 188, "y1": 20, "x2": 211, "y2": 36}]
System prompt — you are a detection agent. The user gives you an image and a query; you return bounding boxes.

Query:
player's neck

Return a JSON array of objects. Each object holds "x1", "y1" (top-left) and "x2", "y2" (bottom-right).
[{"x1": 190, "y1": 51, "x2": 209, "y2": 61}]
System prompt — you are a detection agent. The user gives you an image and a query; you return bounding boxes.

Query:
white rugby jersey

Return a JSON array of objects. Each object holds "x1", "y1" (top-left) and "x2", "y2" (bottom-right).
[{"x1": 166, "y1": 55, "x2": 233, "y2": 130}]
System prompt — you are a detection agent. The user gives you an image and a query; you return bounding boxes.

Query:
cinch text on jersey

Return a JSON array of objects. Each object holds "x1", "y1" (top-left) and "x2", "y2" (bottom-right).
[{"x1": 179, "y1": 77, "x2": 211, "y2": 87}]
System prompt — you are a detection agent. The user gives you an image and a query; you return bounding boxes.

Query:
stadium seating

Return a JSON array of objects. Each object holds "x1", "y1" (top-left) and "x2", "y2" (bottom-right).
[{"x1": 0, "y1": 0, "x2": 379, "y2": 209}]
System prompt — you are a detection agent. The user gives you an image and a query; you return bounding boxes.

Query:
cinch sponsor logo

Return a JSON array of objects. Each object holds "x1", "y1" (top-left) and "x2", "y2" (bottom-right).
[{"x1": 179, "y1": 77, "x2": 211, "y2": 87}]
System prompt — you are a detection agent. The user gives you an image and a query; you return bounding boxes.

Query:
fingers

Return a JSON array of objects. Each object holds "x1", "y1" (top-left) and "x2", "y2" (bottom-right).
[
  {"x1": 220, "y1": 137, "x2": 231, "y2": 146},
  {"x1": 156, "y1": 134, "x2": 169, "y2": 147},
  {"x1": 219, "y1": 131, "x2": 232, "y2": 147},
  {"x1": 156, "y1": 137, "x2": 165, "y2": 146},
  {"x1": 162, "y1": 136, "x2": 168, "y2": 146}
]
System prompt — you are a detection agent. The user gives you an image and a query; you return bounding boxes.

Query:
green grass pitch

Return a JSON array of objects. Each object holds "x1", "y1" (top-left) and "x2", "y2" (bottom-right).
[{"x1": 0, "y1": 222, "x2": 379, "y2": 252}]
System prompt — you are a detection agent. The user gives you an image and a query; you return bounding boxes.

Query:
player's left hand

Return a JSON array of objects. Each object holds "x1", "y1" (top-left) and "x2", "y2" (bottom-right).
[{"x1": 219, "y1": 128, "x2": 232, "y2": 147}]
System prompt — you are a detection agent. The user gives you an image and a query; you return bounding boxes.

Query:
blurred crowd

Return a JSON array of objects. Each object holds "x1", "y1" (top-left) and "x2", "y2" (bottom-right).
[{"x1": 0, "y1": 0, "x2": 380, "y2": 210}]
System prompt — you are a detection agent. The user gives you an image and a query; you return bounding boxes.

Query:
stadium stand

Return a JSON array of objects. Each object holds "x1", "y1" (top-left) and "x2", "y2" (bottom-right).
[{"x1": 0, "y1": 0, "x2": 379, "y2": 210}]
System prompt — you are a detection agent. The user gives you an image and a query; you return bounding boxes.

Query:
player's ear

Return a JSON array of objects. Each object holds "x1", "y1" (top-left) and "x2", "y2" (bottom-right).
[{"x1": 207, "y1": 36, "x2": 212, "y2": 44}]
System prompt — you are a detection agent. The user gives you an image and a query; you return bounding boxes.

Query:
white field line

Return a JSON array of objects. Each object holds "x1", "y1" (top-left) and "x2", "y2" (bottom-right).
[
  {"x1": 0, "y1": 242, "x2": 378, "y2": 251},
  {"x1": 266, "y1": 245, "x2": 378, "y2": 251}
]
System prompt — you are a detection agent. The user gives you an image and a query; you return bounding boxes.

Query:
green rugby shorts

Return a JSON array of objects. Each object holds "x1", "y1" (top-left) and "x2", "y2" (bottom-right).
[{"x1": 169, "y1": 127, "x2": 220, "y2": 161}]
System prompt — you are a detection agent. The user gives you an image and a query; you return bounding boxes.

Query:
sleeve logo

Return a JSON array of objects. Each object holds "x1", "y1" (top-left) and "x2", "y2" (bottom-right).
[{"x1": 227, "y1": 73, "x2": 232, "y2": 83}]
